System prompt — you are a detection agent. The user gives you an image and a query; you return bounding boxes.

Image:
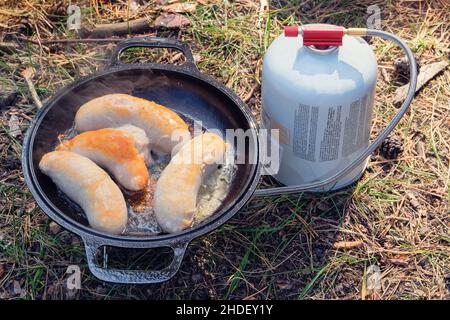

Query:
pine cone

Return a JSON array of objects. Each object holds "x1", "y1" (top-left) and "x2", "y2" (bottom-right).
[
  {"x1": 380, "y1": 134, "x2": 404, "y2": 159},
  {"x1": 394, "y1": 56, "x2": 420, "y2": 84}
]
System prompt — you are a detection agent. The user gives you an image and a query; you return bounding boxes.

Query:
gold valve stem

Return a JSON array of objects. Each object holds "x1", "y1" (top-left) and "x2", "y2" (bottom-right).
[{"x1": 344, "y1": 28, "x2": 368, "y2": 36}]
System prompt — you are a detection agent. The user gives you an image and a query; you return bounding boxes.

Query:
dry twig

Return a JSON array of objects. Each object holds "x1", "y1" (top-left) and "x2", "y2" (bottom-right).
[
  {"x1": 80, "y1": 17, "x2": 152, "y2": 38},
  {"x1": 20, "y1": 67, "x2": 42, "y2": 109},
  {"x1": 333, "y1": 240, "x2": 364, "y2": 249}
]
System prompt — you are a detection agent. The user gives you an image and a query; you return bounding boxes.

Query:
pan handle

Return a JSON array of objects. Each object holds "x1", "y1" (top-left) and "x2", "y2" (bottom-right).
[
  {"x1": 82, "y1": 236, "x2": 189, "y2": 284},
  {"x1": 108, "y1": 37, "x2": 198, "y2": 72}
]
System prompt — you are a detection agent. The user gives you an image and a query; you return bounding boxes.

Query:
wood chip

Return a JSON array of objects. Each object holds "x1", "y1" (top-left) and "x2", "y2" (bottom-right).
[
  {"x1": 333, "y1": 240, "x2": 364, "y2": 249},
  {"x1": 393, "y1": 60, "x2": 448, "y2": 106}
]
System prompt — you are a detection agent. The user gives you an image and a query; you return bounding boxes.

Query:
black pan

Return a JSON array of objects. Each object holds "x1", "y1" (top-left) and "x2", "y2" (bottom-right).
[{"x1": 22, "y1": 37, "x2": 261, "y2": 284}]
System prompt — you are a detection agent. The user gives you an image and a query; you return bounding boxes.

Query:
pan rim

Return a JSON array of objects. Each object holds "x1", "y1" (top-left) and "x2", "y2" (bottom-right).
[{"x1": 22, "y1": 62, "x2": 261, "y2": 245}]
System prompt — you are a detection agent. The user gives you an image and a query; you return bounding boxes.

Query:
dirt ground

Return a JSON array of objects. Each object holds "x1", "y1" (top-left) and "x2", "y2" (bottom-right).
[{"x1": 0, "y1": 0, "x2": 449, "y2": 299}]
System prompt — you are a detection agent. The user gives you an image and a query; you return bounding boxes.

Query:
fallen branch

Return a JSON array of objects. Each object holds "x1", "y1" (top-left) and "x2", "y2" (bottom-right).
[
  {"x1": 16, "y1": 36, "x2": 127, "y2": 45},
  {"x1": 21, "y1": 68, "x2": 42, "y2": 109},
  {"x1": 393, "y1": 60, "x2": 448, "y2": 106},
  {"x1": 80, "y1": 17, "x2": 152, "y2": 39}
]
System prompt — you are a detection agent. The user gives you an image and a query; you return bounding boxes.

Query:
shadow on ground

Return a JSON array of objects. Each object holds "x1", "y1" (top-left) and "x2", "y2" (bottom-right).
[{"x1": 71, "y1": 179, "x2": 359, "y2": 299}]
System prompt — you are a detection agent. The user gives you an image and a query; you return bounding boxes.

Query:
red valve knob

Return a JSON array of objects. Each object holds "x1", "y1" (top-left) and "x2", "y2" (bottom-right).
[
  {"x1": 284, "y1": 26, "x2": 299, "y2": 37},
  {"x1": 284, "y1": 25, "x2": 345, "y2": 47}
]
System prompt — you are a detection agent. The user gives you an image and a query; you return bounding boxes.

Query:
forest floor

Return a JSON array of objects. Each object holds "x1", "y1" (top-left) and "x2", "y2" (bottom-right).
[{"x1": 0, "y1": 0, "x2": 449, "y2": 299}]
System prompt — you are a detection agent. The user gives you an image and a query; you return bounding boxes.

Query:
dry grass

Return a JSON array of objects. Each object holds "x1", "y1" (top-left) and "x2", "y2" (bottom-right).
[{"x1": 0, "y1": 0, "x2": 449, "y2": 299}]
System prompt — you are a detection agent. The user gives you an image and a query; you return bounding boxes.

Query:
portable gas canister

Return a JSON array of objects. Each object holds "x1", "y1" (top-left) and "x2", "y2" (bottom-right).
[{"x1": 258, "y1": 25, "x2": 418, "y2": 195}]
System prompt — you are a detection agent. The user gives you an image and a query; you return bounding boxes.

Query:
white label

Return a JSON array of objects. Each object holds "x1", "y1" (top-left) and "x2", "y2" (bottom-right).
[
  {"x1": 341, "y1": 95, "x2": 372, "y2": 157},
  {"x1": 319, "y1": 105, "x2": 343, "y2": 162},
  {"x1": 291, "y1": 95, "x2": 372, "y2": 163},
  {"x1": 293, "y1": 104, "x2": 319, "y2": 161}
]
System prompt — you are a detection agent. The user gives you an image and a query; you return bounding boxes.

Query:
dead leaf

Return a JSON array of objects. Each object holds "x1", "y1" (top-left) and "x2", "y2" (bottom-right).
[
  {"x1": 276, "y1": 280, "x2": 293, "y2": 290},
  {"x1": 8, "y1": 114, "x2": 21, "y2": 137},
  {"x1": 25, "y1": 201, "x2": 35, "y2": 213},
  {"x1": 49, "y1": 221, "x2": 62, "y2": 235},
  {"x1": 154, "y1": 13, "x2": 190, "y2": 28},
  {"x1": 13, "y1": 280, "x2": 26, "y2": 297},
  {"x1": 163, "y1": 2, "x2": 197, "y2": 14},
  {"x1": 415, "y1": 140, "x2": 426, "y2": 160},
  {"x1": 407, "y1": 192, "x2": 421, "y2": 210},
  {"x1": 366, "y1": 264, "x2": 382, "y2": 298},
  {"x1": 333, "y1": 240, "x2": 364, "y2": 249},
  {"x1": 20, "y1": 67, "x2": 34, "y2": 79}
]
